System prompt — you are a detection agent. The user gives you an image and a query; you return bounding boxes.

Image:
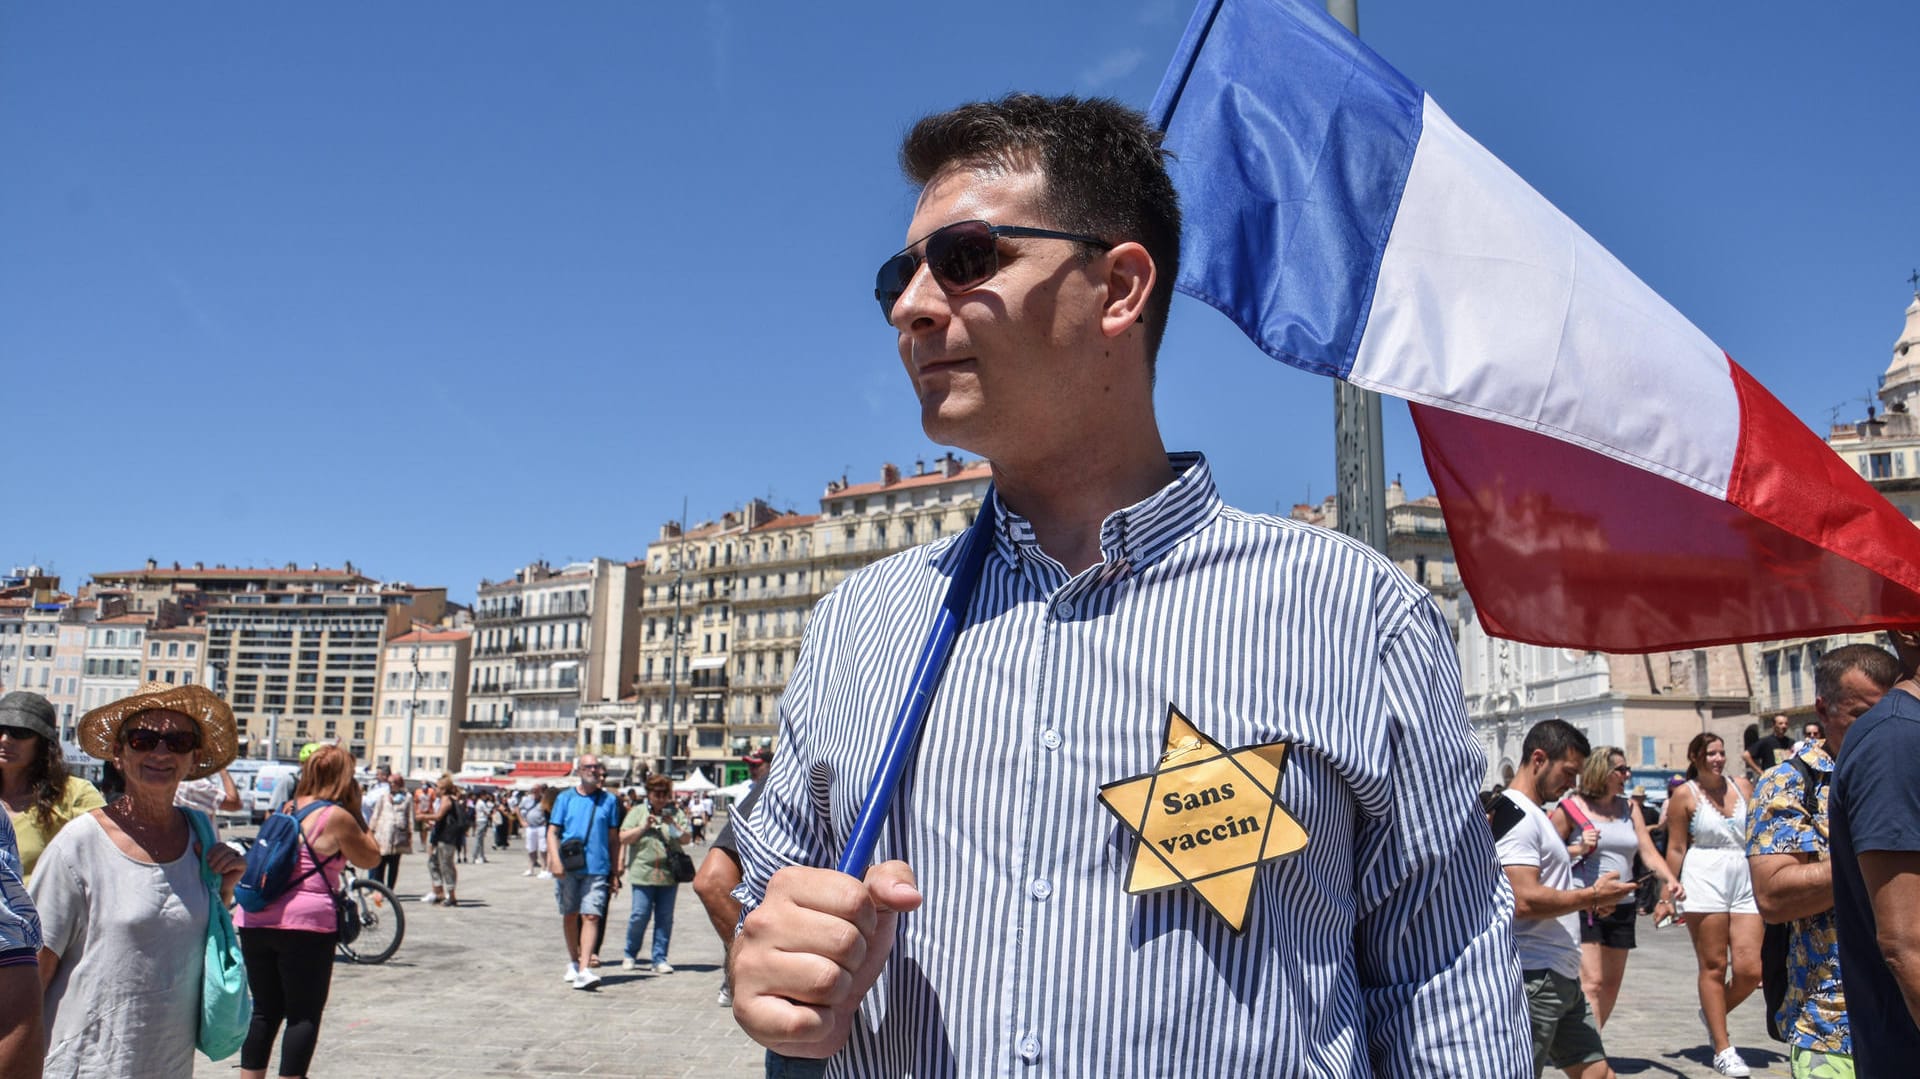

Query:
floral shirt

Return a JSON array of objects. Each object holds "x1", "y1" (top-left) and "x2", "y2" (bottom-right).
[{"x1": 1746, "y1": 742, "x2": 1847, "y2": 1054}]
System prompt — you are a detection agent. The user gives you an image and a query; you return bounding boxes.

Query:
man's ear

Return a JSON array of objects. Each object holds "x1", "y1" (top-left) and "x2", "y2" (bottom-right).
[{"x1": 1098, "y1": 242, "x2": 1155, "y2": 341}]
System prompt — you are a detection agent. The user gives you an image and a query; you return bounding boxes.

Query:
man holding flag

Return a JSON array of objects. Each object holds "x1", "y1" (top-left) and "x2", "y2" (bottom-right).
[{"x1": 728, "y1": 90, "x2": 1528, "y2": 1076}]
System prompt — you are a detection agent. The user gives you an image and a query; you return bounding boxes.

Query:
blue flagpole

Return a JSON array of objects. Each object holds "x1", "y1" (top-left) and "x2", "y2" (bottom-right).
[{"x1": 765, "y1": 495, "x2": 998, "y2": 1078}]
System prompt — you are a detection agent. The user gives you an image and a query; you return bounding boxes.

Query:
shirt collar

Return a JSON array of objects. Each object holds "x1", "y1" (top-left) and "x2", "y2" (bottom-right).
[{"x1": 985, "y1": 452, "x2": 1221, "y2": 580}]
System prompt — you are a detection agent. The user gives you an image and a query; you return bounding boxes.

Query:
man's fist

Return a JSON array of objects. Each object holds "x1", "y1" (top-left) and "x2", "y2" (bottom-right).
[{"x1": 730, "y1": 861, "x2": 922, "y2": 1059}]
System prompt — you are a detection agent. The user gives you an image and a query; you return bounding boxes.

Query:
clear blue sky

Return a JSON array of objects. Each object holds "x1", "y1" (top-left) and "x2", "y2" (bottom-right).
[{"x1": 5, "y1": 2, "x2": 1916, "y2": 604}]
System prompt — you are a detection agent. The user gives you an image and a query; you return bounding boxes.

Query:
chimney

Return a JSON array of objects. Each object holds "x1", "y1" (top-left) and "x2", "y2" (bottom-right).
[
  {"x1": 146, "y1": 558, "x2": 158, "y2": 570},
  {"x1": 940, "y1": 452, "x2": 962, "y2": 477},
  {"x1": 915, "y1": 457, "x2": 926, "y2": 476},
  {"x1": 881, "y1": 462, "x2": 901, "y2": 486},
  {"x1": 194, "y1": 561, "x2": 204, "y2": 571}
]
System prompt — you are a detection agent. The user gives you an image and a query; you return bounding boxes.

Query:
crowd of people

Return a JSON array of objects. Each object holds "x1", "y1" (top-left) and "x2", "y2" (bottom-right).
[
  {"x1": 0, "y1": 682, "x2": 767, "y2": 1078},
  {"x1": 1485, "y1": 640, "x2": 1919, "y2": 1078}
]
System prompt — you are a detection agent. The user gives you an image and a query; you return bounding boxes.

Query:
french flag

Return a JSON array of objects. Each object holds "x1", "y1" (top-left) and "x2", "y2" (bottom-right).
[{"x1": 1153, "y1": 0, "x2": 1920, "y2": 652}]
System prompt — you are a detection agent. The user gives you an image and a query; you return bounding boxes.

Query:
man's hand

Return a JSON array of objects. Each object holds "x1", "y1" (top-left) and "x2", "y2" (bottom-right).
[
  {"x1": 731, "y1": 861, "x2": 922, "y2": 1059},
  {"x1": 548, "y1": 853, "x2": 565, "y2": 879},
  {"x1": 1590, "y1": 870, "x2": 1639, "y2": 917}
]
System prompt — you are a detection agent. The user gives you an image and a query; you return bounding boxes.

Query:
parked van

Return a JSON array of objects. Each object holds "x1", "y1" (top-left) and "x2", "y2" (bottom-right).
[{"x1": 246, "y1": 762, "x2": 302, "y2": 822}]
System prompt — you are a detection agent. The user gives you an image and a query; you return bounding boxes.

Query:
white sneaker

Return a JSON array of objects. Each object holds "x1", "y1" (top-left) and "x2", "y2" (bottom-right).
[
  {"x1": 572, "y1": 968, "x2": 602, "y2": 990},
  {"x1": 563, "y1": 962, "x2": 579, "y2": 983},
  {"x1": 420, "y1": 894, "x2": 441, "y2": 904},
  {"x1": 717, "y1": 985, "x2": 732, "y2": 1007},
  {"x1": 522, "y1": 868, "x2": 535, "y2": 877},
  {"x1": 537, "y1": 870, "x2": 554, "y2": 879},
  {"x1": 1711, "y1": 1047, "x2": 1750, "y2": 1077},
  {"x1": 621, "y1": 957, "x2": 638, "y2": 971},
  {"x1": 652, "y1": 961, "x2": 675, "y2": 975}
]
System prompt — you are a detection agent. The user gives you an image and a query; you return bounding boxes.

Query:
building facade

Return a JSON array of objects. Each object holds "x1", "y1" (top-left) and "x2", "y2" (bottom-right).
[
  {"x1": 463, "y1": 559, "x2": 641, "y2": 766},
  {"x1": 372, "y1": 627, "x2": 471, "y2": 777},
  {"x1": 89, "y1": 563, "x2": 445, "y2": 759},
  {"x1": 627, "y1": 455, "x2": 991, "y2": 780},
  {"x1": 144, "y1": 626, "x2": 207, "y2": 688}
]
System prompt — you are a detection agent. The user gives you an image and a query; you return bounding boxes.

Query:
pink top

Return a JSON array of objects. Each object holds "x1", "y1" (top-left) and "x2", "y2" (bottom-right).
[{"x1": 235, "y1": 803, "x2": 343, "y2": 933}]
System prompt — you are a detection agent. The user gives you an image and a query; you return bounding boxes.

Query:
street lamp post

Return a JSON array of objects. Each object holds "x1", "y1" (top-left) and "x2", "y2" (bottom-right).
[
  {"x1": 403, "y1": 643, "x2": 421, "y2": 777},
  {"x1": 664, "y1": 500, "x2": 688, "y2": 779}
]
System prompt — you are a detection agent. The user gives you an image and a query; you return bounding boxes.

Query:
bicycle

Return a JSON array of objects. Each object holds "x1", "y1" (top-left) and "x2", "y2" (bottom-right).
[{"x1": 335, "y1": 864, "x2": 404, "y2": 964}]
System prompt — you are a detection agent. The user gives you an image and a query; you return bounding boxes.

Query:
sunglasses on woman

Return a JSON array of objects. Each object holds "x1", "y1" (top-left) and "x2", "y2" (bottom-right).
[
  {"x1": 124, "y1": 727, "x2": 201, "y2": 754},
  {"x1": 0, "y1": 725, "x2": 43, "y2": 741},
  {"x1": 874, "y1": 219, "x2": 1112, "y2": 322}
]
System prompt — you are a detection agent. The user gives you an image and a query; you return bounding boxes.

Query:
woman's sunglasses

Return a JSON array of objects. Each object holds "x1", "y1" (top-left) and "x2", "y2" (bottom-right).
[
  {"x1": 0, "y1": 725, "x2": 43, "y2": 741},
  {"x1": 124, "y1": 727, "x2": 201, "y2": 754},
  {"x1": 874, "y1": 219, "x2": 1111, "y2": 322}
]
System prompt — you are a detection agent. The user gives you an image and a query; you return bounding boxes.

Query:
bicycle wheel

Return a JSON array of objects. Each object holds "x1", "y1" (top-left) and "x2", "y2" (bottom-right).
[{"x1": 337, "y1": 877, "x2": 404, "y2": 964}]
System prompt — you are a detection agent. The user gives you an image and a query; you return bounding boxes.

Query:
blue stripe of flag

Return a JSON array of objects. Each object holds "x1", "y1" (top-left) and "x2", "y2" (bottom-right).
[{"x1": 1151, "y1": 0, "x2": 1425, "y2": 379}]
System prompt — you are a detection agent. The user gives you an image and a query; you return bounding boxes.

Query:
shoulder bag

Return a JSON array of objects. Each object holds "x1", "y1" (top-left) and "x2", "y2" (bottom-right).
[
  {"x1": 186, "y1": 808, "x2": 252, "y2": 1060},
  {"x1": 666, "y1": 818, "x2": 697, "y2": 884}
]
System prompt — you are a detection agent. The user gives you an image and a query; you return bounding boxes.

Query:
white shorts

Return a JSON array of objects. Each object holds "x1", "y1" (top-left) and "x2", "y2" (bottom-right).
[
  {"x1": 1678, "y1": 848, "x2": 1756, "y2": 915},
  {"x1": 525, "y1": 828, "x2": 547, "y2": 854}
]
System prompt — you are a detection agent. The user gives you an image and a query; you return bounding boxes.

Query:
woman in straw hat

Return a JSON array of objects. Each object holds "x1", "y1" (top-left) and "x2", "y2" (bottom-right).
[
  {"x1": 0, "y1": 690, "x2": 106, "y2": 881},
  {"x1": 28, "y1": 680, "x2": 246, "y2": 1078}
]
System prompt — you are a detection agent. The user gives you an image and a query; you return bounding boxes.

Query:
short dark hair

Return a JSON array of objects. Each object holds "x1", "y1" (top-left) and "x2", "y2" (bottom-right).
[
  {"x1": 900, "y1": 93, "x2": 1182, "y2": 367},
  {"x1": 1814, "y1": 643, "x2": 1898, "y2": 703},
  {"x1": 1520, "y1": 718, "x2": 1590, "y2": 764}
]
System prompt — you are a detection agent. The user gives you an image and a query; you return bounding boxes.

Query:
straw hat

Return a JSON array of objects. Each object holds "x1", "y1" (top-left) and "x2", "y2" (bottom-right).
[{"x1": 77, "y1": 680, "x2": 240, "y2": 780}]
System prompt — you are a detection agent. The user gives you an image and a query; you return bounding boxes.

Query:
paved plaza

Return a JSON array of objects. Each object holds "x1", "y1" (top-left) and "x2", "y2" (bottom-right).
[{"x1": 194, "y1": 833, "x2": 1789, "y2": 1078}]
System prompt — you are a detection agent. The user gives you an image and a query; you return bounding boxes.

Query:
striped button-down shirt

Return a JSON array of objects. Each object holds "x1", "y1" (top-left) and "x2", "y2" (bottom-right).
[{"x1": 736, "y1": 454, "x2": 1528, "y2": 1077}]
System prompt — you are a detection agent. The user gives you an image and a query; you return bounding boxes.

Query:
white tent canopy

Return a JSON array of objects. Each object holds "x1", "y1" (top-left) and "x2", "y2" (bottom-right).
[
  {"x1": 674, "y1": 768, "x2": 719, "y2": 793},
  {"x1": 717, "y1": 780, "x2": 753, "y2": 801}
]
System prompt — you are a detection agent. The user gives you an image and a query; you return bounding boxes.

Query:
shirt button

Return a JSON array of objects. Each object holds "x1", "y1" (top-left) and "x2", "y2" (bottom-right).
[
  {"x1": 1030, "y1": 878, "x2": 1052, "y2": 901},
  {"x1": 1041, "y1": 729, "x2": 1061, "y2": 750},
  {"x1": 1056, "y1": 601, "x2": 1075, "y2": 619},
  {"x1": 1018, "y1": 1037, "x2": 1040, "y2": 1062}
]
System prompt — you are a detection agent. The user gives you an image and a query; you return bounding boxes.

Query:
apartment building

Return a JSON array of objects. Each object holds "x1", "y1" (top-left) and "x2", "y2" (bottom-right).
[
  {"x1": 372, "y1": 626, "x2": 470, "y2": 777},
  {"x1": 49, "y1": 612, "x2": 91, "y2": 740},
  {"x1": 144, "y1": 626, "x2": 207, "y2": 687},
  {"x1": 90, "y1": 563, "x2": 446, "y2": 759},
  {"x1": 627, "y1": 455, "x2": 991, "y2": 780},
  {"x1": 464, "y1": 559, "x2": 641, "y2": 766},
  {"x1": 634, "y1": 518, "x2": 744, "y2": 778},
  {"x1": 79, "y1": 613, "x2": 150, "y2": 714},
  {"x1": 0, "y1": 568, "x2": 64, "y2": 698}
]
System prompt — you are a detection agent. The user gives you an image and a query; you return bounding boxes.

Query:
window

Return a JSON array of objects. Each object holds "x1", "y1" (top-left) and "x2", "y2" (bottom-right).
[
  {"x1": 1788, "y1": 652, "x2": 1803, "y2": 695},
  {"x1": 149, "y1": 642, "x2": 160, "y2": 657},
  {"x1": 167, "y1": 642, "x2": 179, "y2": 658},
  {"x1": 1869, "y1": 453, "x2": 1894, "y2": 480},
  {"x1": 1765, "y1": 654, "x2": 1780, "y2": 700},
  {"x1": 1640, "y1": 736, "x2": 1657, "y2": 765}
]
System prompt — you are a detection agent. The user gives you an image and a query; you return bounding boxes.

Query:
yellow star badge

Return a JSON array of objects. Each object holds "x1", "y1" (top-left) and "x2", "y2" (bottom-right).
[{"x1": 1097, "y1": 705, "x2": 1309, "y2": 932}]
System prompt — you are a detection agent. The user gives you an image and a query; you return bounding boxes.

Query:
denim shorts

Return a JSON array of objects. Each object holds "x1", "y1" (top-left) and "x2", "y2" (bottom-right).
[{"x1": 554, "y1": 872, "x2": 610, "y2": 918}]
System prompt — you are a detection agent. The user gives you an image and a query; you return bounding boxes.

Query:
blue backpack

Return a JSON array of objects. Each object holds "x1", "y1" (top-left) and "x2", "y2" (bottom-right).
[{"x1": 234, "y1": 800, "x2": 335, "y2": 913}]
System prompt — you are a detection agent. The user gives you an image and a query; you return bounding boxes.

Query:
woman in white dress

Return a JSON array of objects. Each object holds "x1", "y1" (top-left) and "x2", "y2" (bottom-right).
[{"x1": 1662, "y1": 732, "x2": 1761, "y2": 1078}]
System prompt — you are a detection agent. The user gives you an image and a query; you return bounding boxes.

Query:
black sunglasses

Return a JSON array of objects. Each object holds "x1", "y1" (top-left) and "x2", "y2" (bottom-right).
[
  {"x1": 124, "y1": 727, "x2": 201, "y2": 754},
  {"x1": 0, "y1": 724, "x2": 42, "y2": 741},
  {"x1": 875, "y1": 219, "x2": 1112, "y2": 322}
]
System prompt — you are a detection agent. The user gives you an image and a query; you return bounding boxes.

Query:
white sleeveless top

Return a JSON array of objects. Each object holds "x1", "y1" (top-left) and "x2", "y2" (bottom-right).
[{"x1": 1686, "y1": 779, "x2": 1747, "y2": 851}]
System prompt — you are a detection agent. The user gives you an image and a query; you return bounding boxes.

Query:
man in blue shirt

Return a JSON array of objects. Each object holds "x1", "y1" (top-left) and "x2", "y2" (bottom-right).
[
  {"x1": 546, "y1": 754, "x2": 623, "y2": 990},
  {"x1": 1829, "y1": 635, "x2": 1920, "y2": 1074}
]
